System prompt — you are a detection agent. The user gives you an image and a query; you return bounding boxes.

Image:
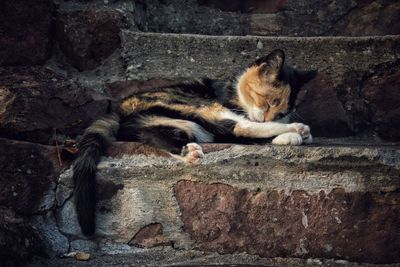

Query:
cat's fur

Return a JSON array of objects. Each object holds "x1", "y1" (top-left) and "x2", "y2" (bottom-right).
[{"x1": 73, "y1": 49, "x2": 317, "y2": 235}]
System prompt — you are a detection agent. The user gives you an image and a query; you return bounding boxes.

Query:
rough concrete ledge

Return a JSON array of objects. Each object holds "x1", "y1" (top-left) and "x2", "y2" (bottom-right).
[
  {"x1": 35, "y1": 142, "x2": 400, "y2": 264},
  {"x1": 121, "y1": 32, "x2": 400, "y2": 80},
  {"x1": 29, "y1": 246, "x2": 400, "y2": 267}
]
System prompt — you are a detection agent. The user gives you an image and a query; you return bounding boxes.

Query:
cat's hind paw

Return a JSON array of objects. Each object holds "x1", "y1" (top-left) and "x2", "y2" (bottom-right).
[{"x1": 181, "y1": 143, "x2": 204, "y2": 164}]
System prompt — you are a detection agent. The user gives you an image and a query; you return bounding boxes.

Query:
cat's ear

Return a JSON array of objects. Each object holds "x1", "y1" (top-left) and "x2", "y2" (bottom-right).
[
  {"x1": 296, "y1": 69, "x2": 317, "y2": 87},
  {"x1": 257, "y1": 49, "x2": 285, "y2": 81}
]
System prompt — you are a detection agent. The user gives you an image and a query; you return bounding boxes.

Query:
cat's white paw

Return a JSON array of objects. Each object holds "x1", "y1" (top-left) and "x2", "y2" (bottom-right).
[
  {"x1": 287, "y1": 123, "x2": 311, "y2": 139},
  {"x1": 182, "y1": 143, "x2": 204, "y2": 164},
  {"x1": 272, "y1": 132, "x2": 303, "y2": 146}
]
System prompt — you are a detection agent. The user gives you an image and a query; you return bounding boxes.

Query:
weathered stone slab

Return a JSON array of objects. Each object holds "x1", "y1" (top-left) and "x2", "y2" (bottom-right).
[
  {"x1": 56, "y1": 10, "x2": 125, "y2": 71},
  {"x1": 361, "y1": 63, "x2": 400, "y2": 141},
  {"x1": 0, "y1": 138, "x2": 62, "y2": 215},
  {"x1": 55, "y1": 142, "x2": 400, "y2": 263},
  {"x1": 329, "y1": 0, "x2": 400, "y2": 36},
  {"x1": 29, "y1": 246, "x2": 399, "y2": 267},
  {"x1": 128, "y1": 223, "x2": 172, "y2": 248},
  {"x1": 174, "y1": 181, "x2": 400, "y2": 264},
  {"x1": 134, "y1": 0, "x2": 399, "y2": 36},
  {"x1": 0, "y1": 66, "x2": 109, "y2": 144},
  {"x1": 121, "y1": 32, "x2": 400, "y2": 139},
  {"x1": 31, "y1": 212, "x2": 70, "y2": 256},
  {"x1": 0, "y1": 0, "x2": 54, "y2": 66},
  {"x1": 0, "y1": 208, "x2": 46, "y2": 266},
  {"x1": 121, "y1": 32, "x2": 400, "y2": 82}
]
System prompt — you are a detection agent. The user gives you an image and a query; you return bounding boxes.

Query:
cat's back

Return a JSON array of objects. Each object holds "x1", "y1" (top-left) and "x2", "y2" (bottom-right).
[{"x1": 119, "y1": 81, "x2": 223, "y2": 116}]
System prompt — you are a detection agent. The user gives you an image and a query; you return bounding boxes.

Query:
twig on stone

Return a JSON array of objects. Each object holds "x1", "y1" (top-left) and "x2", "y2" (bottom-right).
[{"x1": 53, "y1": 128, "x2": 63, "y2": 167}]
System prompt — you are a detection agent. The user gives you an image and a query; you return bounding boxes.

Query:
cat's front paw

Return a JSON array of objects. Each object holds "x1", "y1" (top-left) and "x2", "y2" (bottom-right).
[
  {"x1": 272, "y1": 132, "x2": 303, "y2": 146},
  {"x1": 181, "y1": 143, "x2": 204, "y2": 164},
  {"x1": 287, "y1": 123, "x2": 311, "y2": 140}
]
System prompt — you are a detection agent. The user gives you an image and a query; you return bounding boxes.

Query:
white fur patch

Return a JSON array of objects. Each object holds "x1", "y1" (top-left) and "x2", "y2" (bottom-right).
[
  {"x1": 234, "y1": 121, "x2": 289, "y2": 138},
  {"x1": 248, "y1": 107, "x2": 265, "y2": 122},
  {"x1": 272, "y1": 132, "x2": 303, "y2": 146},
  {"x1": 189, "y1": 122, "x2": 214, "y2": 143},
  {"x1": 220, "y1": 110, "x2": 247, "y2": 122},
  {"x1": 142, "y1": 116, "x2": 214, "y2": 143}
]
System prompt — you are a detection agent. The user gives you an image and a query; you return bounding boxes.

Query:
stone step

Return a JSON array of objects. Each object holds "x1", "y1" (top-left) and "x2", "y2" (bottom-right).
[
  {"x1": 29, "y1": 247, "x2": 399, "y2": 267},
  {"x1": 56, "y1": 0, "x2": 400, "y2": 37},
  {"x1": 121, "y1": 32, "x2": 400, "y2": 81},
  {"x1": 133, "y1": 0, "x2": 400, "y2": 37},
  {"x1": 119, "y1": 32, "x2": 400, "y2": 140},
  {"x1": 30, "y1": 140, "x2": 400, "y2": 265}
]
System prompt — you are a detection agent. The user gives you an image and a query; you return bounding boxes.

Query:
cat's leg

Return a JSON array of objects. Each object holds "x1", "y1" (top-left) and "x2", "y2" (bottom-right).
[
  {"x1": 140, "y1": 125, "x2": 206, "y2": 164},
  {"x1": 219, "y1": 111, "x2": 311, "y2": 143},
  {"x1": 122, "y1": 115, "x2": 212, "y2": 164},
  {"x1": 272, "y1": 132, "x2": 302, "y2": 145},
  {"x1": 234, "y1": 121, "x2": 309, "y2": 139}
]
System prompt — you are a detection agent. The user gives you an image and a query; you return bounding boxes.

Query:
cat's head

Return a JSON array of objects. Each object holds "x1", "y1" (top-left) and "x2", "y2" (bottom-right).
[{"x1": 236, "y1": 49, "x2": 317, "y2": 122}]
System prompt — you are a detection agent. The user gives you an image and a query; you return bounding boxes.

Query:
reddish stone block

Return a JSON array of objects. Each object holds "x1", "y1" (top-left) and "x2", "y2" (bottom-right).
[{"x1": 174, "y1": 180, "x2": 400, "y2": 264}]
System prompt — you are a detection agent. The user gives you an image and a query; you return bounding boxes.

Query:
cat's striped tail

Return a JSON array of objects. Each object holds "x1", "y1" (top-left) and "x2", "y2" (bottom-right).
[{"x1": 72, "y1": 113, "x2": 120, "y2": 236}]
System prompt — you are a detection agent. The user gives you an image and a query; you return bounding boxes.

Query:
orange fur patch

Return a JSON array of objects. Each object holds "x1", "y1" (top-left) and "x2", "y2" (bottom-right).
[{"x1": 237, "y1": 65, "x2": 291, "y2": 121}]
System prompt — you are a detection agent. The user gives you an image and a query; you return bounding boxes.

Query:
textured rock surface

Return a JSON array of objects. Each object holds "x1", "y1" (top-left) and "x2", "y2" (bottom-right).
[
  {"x1": 0, "y1": 0, "x2": 54, "y2": 66},
  {"x1": 134, "y1": 0, "x2": 400, "y2": 36},
  {"x1": 29, "y1": 246, "x2": 398, "y2": 267},
  {"x1": 175, "y1": 181, "x2": 400, "y2": 263},
  {"x1": 295, "y1": 74, "x2": 353, "y2": 137},
  {"x1": 0, "y1": 66, "x2": 109, "y2": 144},
  {"x1": 56, "y1": 10, "x2": 125, "y2": 71},
  {"x1": 329, "y1": 0, "x2": 400, "y2": 36},
  {"x1": 361, "y1": 63, "x2": 400, "y2": 141},
  {"x1": 0, "y1": 138, "x2": 61, "y2": 214},
  {"x1": 128, "y1": 223, "x2": 172, "y2": 248},
  {"x1": 53, "y1": 142, "x2": 400, "y2": 264},
  {"x1": 121, "y1": 32, "x2": 400, "y2": 83},
  {"x1": 0, "y1": 208, "x2": 46, "y2": 266},
  {"x1": 197, "y1": 0, "x2": 288, "y2": 13},
  {"x1": 31, "y1": 212, "x2": 70, "y2": 256}
]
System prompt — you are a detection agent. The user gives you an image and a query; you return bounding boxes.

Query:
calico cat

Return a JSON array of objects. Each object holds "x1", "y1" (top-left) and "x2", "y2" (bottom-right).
[{"x1": 73, "y1": 49, "x2": 317, "y2": 235}]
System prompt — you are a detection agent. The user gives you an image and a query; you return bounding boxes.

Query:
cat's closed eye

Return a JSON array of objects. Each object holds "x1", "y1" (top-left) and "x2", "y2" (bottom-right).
[{"x1": 272, "y1": 98, "x2": 281, "y2": 106}]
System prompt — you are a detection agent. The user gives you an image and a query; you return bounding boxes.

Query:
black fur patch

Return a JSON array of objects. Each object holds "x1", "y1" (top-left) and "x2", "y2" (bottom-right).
[
  {"x1": 139, "y1": 125, "x2": 193, "y2": 154},
  {"x1": 73, "y1": 132, "x2": 107, "y2": 236}
]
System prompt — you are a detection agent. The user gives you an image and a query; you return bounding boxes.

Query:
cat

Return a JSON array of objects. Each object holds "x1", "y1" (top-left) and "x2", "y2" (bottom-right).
[{"x1": 73, "y1": 49, "x2": 317, "y2": 235}]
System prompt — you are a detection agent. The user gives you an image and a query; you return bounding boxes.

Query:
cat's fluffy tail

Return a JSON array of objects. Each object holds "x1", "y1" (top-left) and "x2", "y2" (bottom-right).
[{"x1": 73, "y1": 113, "x2": 120, "y2": 236}]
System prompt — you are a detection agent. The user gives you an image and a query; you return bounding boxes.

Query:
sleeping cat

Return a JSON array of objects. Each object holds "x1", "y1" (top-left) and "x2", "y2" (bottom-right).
[{"x1": 73, "y1": 49, "x2": 317, "y2": 235}]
